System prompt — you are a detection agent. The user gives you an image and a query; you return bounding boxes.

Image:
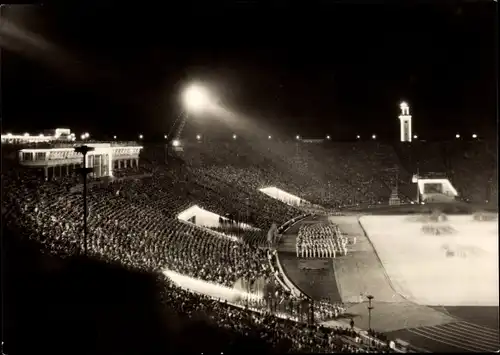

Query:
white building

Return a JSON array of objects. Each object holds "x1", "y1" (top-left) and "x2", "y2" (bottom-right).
[
  {"x1": 1, "y1": 128, "x2": 75, "y2": 144},
  {"x1": 3, "y1": 128, "x2": 143, "y2": 179},
  {"x1": 18, "y1": 143, "x2": 142, "y2": 180}
]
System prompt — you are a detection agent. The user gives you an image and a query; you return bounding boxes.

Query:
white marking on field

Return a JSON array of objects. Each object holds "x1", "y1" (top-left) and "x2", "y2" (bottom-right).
[{"x1": 359, "y1": 215, "x2": 499, "y2": 306}]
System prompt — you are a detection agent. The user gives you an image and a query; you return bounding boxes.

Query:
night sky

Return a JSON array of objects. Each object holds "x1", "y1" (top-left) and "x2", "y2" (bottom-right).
[{"x1": 1, "y1": 2, "x2": 497, "y2": 141}]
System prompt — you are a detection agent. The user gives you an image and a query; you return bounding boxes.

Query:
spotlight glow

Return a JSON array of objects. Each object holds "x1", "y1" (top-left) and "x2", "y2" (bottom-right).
[{"x1": 183, "y1": 84, "x2": 212, "y2": 113}]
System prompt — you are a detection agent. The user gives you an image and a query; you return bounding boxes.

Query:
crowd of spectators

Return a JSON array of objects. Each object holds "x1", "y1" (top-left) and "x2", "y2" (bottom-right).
[
  {"x1": 396, "y1": 140, "x2": 497, "y2": 205},
  {"x1": 446, "y1": 142, "x2": 497, "y2": 204},
  {"x1": 3, "y1": 162, "x2": 396, "y2": 353},
  {"x1": 182, "y1": 141, "x2": 411, "y2": 210},
  {"x1": 3, "y1": 133, "x2": 496, "y2": 353},
  {"x1": 296, "y1": 223, "x2": 349, "y2": 258},
  {"x1": 159, "y1": 274, "x2": 393, "y2": 353},
  {"x1": 182, "y1": 139, "x2": 497, "y2": 209},
  {"x1": 4, "y1": 168, "x2": 277, "y2": 288},
  {"x1": 208, "y1": 217, "x2": 268, "y2": 245},
  {"x1": 13, "y1": 138, "x2": 497, "y2": 352}
]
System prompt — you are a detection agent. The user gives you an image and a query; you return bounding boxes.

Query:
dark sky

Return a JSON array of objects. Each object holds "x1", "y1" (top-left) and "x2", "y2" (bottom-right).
[{"x1": 1, "y1": 2, "x2": 497, "y2": 141}]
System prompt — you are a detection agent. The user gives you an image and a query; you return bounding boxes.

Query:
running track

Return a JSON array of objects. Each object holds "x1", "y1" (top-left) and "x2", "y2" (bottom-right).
[{"x1": 389, "y1": 319, "x2": 500, "y2": 353}]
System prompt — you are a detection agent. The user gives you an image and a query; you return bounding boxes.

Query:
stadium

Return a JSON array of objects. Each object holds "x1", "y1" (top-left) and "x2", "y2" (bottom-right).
[
  {"x1": 2, "y1": 4, "x2": 497, "y2": 354},
  {"x1": 2, "y1": 120, "x2": 498, "y2": 353}
]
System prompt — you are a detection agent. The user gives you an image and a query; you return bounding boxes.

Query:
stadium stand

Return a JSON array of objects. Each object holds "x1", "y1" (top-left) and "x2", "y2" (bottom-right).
[{"x1": 3, "y1": 137, "x2": 497, "y2": 353}]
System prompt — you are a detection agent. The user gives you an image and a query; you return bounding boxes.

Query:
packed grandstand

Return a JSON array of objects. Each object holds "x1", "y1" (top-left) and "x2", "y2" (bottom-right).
[{"x1": 2, "y1": 132, "x2": 497, "y2": 353}]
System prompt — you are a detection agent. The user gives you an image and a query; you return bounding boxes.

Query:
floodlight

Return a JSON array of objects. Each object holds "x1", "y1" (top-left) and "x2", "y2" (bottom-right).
[{"x1": 183, "y1": 84, "x2": 212, "y2": 113}]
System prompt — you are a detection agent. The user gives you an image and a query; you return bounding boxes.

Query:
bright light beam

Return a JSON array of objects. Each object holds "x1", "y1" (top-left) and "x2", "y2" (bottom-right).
[{"x1": 183, "y1": 84, "x2": 213, "y2": 113}]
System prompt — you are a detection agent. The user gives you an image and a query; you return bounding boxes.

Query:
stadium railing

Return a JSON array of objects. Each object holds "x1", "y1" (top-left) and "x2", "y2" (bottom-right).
[
  {"x1": 274, "y1": 213, "x2": 311, "y2": 297},
  {"x1": 267, "y1": 250, "x2": 292, "y2": 294}
]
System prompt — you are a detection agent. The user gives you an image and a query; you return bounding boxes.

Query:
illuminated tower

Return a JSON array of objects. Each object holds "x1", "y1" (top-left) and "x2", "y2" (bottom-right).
[{"x1": 398, "y1": 101, "x2": 412, "y2": 142}]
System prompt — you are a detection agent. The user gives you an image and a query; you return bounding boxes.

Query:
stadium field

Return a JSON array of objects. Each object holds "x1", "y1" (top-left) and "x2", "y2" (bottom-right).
[{"x1": 278, "y1": 208, "x2": 499, "y2": 352}]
